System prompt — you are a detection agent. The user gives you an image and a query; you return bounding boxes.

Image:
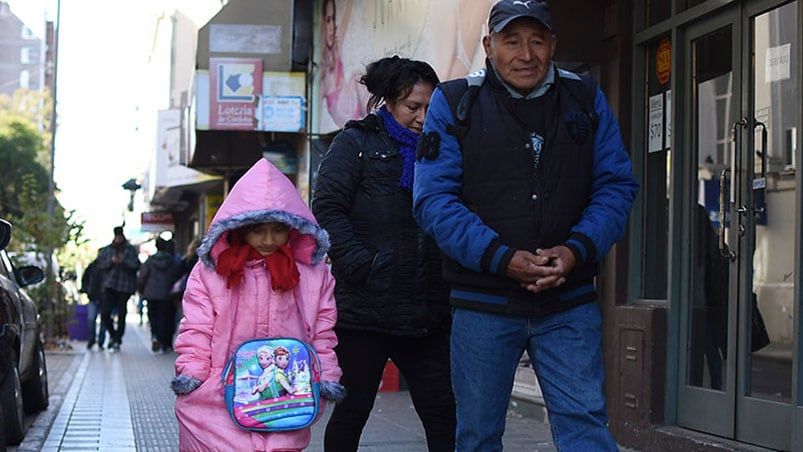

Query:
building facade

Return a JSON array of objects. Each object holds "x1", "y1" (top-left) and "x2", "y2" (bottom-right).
[
  {"x1": 147, "y1": 1, "x2": 802, "y2": 450},
  {"x1": 621, "y1": 1, "x2": 801, "y2": 450},
  {"x1": 0, "y1": 1, "x2": 47, "y2": 96}
]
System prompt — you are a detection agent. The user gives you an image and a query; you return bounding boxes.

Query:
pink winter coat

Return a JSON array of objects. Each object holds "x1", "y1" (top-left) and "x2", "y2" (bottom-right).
[{"x1": 174, "y1": 158, "x2": 341, "y2": 452}]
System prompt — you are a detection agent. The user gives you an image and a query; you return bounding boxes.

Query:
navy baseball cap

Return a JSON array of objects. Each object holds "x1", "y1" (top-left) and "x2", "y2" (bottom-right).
[{"x1": 488, "y1": 0, "x2": 553, "y2": 33}]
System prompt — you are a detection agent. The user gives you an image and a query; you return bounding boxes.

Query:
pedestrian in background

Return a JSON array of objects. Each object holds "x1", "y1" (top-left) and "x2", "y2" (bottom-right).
[
  {"x1": 97, "y1": 226, "x2": 141, "y2": 352},
  {"x1": 80, "y1": 257, "x2": 107, "y2": 350},
  {"x1": 171, "y1": 158, "x2": 344, "y2": 451},
  {"x1": 412, "y1": 1, "x2": 640, "y2": 450},
  {"x1": 312, "y1": 56, "x2": 456, "y2": 452},
  {"x1": 170, "y1": 237, "x2": 201, "y2": 329},
  {"x1": 137, "y1": 236, "x2": 180, "y2": 353}
]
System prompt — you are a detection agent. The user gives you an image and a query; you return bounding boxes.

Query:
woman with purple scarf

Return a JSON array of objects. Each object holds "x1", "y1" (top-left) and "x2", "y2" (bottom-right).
[{"x1": 312, "y1": 56, "x2": 455, "y2": 452}]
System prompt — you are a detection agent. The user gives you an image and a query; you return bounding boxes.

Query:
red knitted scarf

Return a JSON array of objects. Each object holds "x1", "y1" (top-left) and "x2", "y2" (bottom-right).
[{"x1": 216, "y1": 239, "x2": 300, "y2": 291}]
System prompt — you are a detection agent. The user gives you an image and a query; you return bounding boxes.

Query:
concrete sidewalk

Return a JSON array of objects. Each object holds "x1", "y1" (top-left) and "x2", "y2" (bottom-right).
[{"x1": 13, "y1": 319, "x2": 567, "y2": 451}]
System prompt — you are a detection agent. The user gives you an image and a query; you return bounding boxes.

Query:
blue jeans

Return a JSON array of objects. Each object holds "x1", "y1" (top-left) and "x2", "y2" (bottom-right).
[
  {"x1": 450, "y1": 303, "x2": 617, "y2": 452},
  {"x1": 86, "y1": 300, "x2": 106, "y2": 346}
]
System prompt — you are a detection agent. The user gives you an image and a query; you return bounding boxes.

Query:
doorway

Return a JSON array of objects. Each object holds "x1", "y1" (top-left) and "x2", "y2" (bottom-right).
[{"x1": 676, "y1": 1, "x2": 800, "y2": 449}]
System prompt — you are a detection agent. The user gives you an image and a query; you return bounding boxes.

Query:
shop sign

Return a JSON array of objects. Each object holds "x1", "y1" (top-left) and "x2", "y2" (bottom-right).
[
  {"x1": 141, "y1": 211, "x2": 175, "y2": 233},
  {"x1": 209, "y1": 58, "x2": 263, "y2": 130},
  {"x1": 257, "y1": 96, "x2": 305, "y2": 132},
  {"x1": 656, "y1": 38, "x2": 672, "y2": 85}
]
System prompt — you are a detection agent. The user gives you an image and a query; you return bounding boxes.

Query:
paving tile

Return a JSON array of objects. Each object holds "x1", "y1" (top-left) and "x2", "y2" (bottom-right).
[{"x1": 16, "y1": 309, "x2": 638, "y2": 452}]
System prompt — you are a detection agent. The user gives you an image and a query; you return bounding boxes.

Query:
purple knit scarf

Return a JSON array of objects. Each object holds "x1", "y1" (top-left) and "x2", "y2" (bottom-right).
[{"x1": 378, "y1": 106, "x2": 419, "y2": 191}]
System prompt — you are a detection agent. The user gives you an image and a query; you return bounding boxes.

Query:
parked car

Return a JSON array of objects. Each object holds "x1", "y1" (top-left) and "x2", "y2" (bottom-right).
[
  {"x1": 9, "y1": 250, "x2": 80, "y2": 306},
  {"x1": 0, "y1": 218, "x2": 49, "y2": 446}
]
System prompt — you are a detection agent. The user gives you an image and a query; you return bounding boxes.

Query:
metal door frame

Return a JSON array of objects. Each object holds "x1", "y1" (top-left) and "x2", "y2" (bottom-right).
[
  {"x1": 673, "y1": 1, "x2": 801, "y2": 449},
  {"x1": 675, "y1": 7, "x2": 741, "y2": 437}
]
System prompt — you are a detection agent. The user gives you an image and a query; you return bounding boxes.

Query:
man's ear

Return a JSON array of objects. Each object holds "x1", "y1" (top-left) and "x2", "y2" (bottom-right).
[
  {"x1": 482, "y1": 35, "x2": 492, "y2": 59},
  {"x1": 549, "y1": 34, "x2": 557, "y2": 58}
]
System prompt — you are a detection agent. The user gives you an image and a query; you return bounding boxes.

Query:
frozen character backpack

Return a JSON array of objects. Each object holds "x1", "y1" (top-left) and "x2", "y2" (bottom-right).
[{"x1": 222, "y1": 338, "x2": 321, "y2": 432}]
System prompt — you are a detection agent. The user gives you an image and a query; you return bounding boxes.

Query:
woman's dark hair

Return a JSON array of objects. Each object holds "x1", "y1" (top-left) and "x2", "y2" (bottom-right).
[{"x1": 359, "y1": 56, "x2": 440, "y2": 111}]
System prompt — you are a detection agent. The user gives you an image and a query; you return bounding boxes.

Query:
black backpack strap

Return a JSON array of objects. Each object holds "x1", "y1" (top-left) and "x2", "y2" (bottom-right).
[
  {"x1": 561, "y1": 72, "x2": 600, "y2": 133},
  {"x1": 417, "y1": 78, "x2": 470, "y2": 161},
  {"x1": 440, "y1": 69, "x2": 486, "y2": 143},
  {"x1": 439, "y1": 79, "x2": 469, "y2": 140}
]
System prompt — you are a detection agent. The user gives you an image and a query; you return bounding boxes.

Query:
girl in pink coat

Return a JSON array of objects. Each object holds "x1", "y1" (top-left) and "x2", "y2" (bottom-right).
[{"x1": 171, "y1": 158, "x2": 344, "y2": 451}]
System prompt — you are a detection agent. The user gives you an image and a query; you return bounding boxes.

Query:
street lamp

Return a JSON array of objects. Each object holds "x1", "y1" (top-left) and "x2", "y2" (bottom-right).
[{"x1": 122, "y1": 178, "x2": 141, "y2": 212}]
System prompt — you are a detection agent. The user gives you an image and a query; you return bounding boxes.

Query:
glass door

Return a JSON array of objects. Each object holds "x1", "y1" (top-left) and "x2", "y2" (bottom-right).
[
  {"x1": 678, "y1": 1, "x2": 800, "y2": 449},
  {"x1": 678, "y1": 12, "x2": 740, "y2": 438},
  {"x1": 735, "y1": 2, "x2": 798, "y2": 448}
]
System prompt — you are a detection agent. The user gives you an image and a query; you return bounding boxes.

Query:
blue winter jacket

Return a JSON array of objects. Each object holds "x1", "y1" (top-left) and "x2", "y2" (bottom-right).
[{"x1": 413, "y1": 63, "x2": 639, "y2": 316}]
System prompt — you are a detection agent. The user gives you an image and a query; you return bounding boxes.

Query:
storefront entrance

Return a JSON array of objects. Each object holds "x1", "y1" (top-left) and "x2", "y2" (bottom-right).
[{"x1": 675, "y1": 1, "x2": 801, "y2": 449}]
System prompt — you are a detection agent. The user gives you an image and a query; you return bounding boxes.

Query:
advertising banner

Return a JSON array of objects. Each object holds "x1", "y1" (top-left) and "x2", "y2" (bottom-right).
[
  {"x1": 209, "y1": 57, "x2": 263, "y2": 130},
  {"x1": 315, "y1": 0, "x2": 494, "y2": 133},
  {"x1": 141, "y1": 211, "x2": 175, "y2": 233}
]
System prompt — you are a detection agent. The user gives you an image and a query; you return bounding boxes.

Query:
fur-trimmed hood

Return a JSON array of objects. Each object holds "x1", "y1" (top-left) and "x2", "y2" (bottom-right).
[{"x1": 197, "y1": 158, "x2": 329, "y2": 269}]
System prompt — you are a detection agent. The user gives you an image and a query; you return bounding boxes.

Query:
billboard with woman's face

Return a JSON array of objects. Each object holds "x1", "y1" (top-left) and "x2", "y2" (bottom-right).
[{"x1": 313, "y1": 0, "x2": 494, "y2": 133}]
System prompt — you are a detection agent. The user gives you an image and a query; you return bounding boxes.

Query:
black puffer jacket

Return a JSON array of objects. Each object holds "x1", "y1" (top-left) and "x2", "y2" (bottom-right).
[
  {"x1": 312, "y1": 114, "x2": 451, "y2": 337},
  {"x1": 137, "y1": 252, "x2": 180, "y2": 302},
  {"x1": 80, "y1": 259, "x2": 105, "y2": 302}
]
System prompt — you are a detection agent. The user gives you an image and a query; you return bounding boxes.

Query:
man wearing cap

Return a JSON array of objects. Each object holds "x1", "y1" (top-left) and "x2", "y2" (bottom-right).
[
  {"x1": 97, "y1": 226, "x2": 141, "y2": 352},
  {"x1": 413, "y1": 0, "x2": 638, "y2": 449}
]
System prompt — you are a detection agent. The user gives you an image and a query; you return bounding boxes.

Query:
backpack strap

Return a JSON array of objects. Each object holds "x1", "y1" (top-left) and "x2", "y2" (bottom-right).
[
  {"x1": 437, "y1": 68, "x2": 600, "y2": 149},
  {"x1": 441, "y1": 69, "x2": 486, "y2": 143},
  {"x1": 439, "y1": 79, "x2": 468, "y2": 140},
  {"x1": 559, "y1": 71, "x2": 600, "y2": 134}
]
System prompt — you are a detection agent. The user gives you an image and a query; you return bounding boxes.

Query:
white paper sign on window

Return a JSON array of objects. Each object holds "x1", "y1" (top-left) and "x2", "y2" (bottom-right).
[
  {"x1": 665, "y1": 90, "x2": 672, "y2": 150},
  {"x1": 257, "y1": 96, "x2": 305, "y2": 132},
  {"x1": 648, "y1": 93, "x2": 664, "y2": 153},
  {"x1": 765, "y1": 43, "x2": 790, "y2": 82}
]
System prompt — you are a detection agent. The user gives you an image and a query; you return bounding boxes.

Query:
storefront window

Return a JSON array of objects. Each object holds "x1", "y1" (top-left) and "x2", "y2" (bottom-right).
[
  {"x1": 641, "y1": 36, "x2": 672, "y2": 300},
  {"x1": 688, "y1": 25, "x2": 732, "y2": 390}
]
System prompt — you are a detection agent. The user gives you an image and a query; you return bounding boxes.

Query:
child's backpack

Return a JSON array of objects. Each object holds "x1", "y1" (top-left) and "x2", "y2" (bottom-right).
[{"x1": 222, "y1": 337, "x2": 321, "y2": 432}]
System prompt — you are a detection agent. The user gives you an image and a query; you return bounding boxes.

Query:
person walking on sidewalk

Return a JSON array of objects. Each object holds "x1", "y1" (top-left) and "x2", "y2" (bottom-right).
[
  {"x1": 312, "y1": 56, "x2": 456, "y2": 452},
  {"x1": 170, "y1": 237, "x2": 201, "y2": 329},
  {"x1": 97, "y1": 226, "x2": 141, "y2": 352},
  {"x1": 137, "y1": 236, "x2": 180, "y2": 353},
  {"x1": 412, "y1": 1, "x2": 639, "y2": 450},
  {"x1": 80, "y1": 257, "x2": 107, "y2": 350},
  {"x1": 171, "y1": 158, "x2": 345, "y2": 452}
]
